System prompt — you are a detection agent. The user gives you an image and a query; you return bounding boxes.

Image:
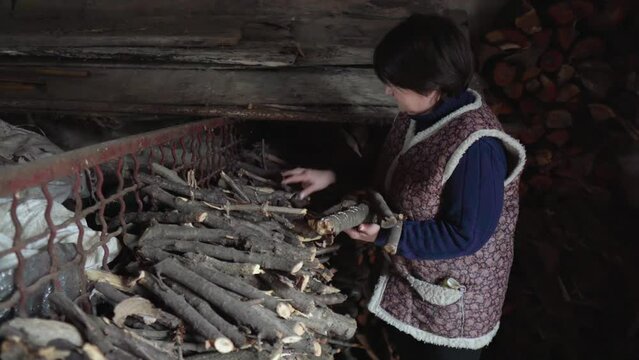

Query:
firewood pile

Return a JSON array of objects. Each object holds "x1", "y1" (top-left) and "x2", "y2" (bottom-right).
[
  {"x1": 479, "y1": 0, "x2": 639, "y2": 196},
  {"x1": 1, "y1": 142, "x2": 360, "y2": 360},
  {"x1": 475, "y1": 1, "x2": 639, "y2": 358}
]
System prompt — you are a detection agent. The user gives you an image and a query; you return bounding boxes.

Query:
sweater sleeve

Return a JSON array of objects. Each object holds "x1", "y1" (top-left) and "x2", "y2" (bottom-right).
[{"x1": 376, "y1": 137, "x2": 508, "y2": 260}]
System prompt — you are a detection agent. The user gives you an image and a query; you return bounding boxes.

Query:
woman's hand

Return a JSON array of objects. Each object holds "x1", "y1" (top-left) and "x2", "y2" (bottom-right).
[
  {"x1": 281, "y1": 168, "x2": 336, "y2": 199},
  {"x1": 344, "y1": 223, "x2": 380, "y2": 243}
]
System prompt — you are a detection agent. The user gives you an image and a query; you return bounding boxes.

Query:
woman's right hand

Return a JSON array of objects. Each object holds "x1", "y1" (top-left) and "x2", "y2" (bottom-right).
[{"x1": 281, "y1": 168, "x2": 336, "y2": 199}]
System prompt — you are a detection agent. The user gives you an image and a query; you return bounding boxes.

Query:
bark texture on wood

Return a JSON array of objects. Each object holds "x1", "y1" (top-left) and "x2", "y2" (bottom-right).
[
  {"x1": 154, "y1": 239, "x2": 303, "y2": 273},
  {"x1": 139, "y1": 274, "x2": 233, "y2": 353},
  {"x1": 154, "y1": 258, "x2": 298, "y2": 342},
  {"x1": 259, "y1": 273, "x2": 316, "y2": 314},
  {"x1": 383, "y1": 224, "x2": 403, "y2": 255},
  {"x1": 183, "y1": 260, "x2": 294, "y2": 319},
  {"x1": 152, "y1": 163, "x2": 188, "y2": 186},
  {"x1": 312, "y1": 203, "x2": 370, "y2": 235},
  {"x1": 167, "y1": 282, "x2": 247, "y2": 347},
  {"x1": 139, "y1": 173, "x2": 226, "y2": 204}
]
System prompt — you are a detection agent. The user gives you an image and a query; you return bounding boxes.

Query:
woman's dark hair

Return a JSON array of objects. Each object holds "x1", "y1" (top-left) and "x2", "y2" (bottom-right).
[{"x1": 373, "y1": 13, "x2": 473, "y2": 97}]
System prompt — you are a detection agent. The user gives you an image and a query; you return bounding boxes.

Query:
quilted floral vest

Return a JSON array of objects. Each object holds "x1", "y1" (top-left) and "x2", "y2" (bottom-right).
[{"x1": 368, "y1": 90, "x2": 526, "y2": 349}]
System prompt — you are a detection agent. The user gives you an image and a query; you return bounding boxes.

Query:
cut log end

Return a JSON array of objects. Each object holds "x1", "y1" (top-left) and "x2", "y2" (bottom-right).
[
  {"x1": 276, "y1": 303, "x2": 294, "y2": 319},
  {"x1": 212, "y1": 338, "x2": 235, "y2": 353},
  {"x1": 290, "y1": 261, "x2": 304, "y2": 274},
  {"x1": 281, "y1": 335, "x2": 303, "y2": 344},
  {"x1": 290, "y1": 321, "x2": 306, "y2": 336},
  {"x1": 312, "y1": 341, "x2": 322, "y2": 357}
]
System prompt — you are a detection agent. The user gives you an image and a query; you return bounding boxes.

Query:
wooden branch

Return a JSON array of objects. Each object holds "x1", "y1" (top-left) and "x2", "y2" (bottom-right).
[
  {"x1": 301, "y1": 307, "x2": 357, "y2": 340},
  {"x1": 139, "y1": 274, "x2": 234, "y2": 353},
  {"x1": 152, "y1": 163, "x2": 188, "y2": 186},
  {"x1": 383, "y1": 224, "x2": 403, "y2": 255},
  {"x1": 287, "y1": 336, "x2": 322, "y2": 357},
  {"x1": 182, "y1": 260, "x2": 294, "y2": 319},
  {"x1": 315, "y1": 245, "x2": 341, "y2": 257},
  {"x1": 156, "y1": 240, "x2": 304, "y2": 274},
  {"x1": 167, "y1": 281, "x2": 247, "y2": 347},
  {"x1": 368, "y1": 191, "x2": 403, "y2": 228},
  {"x1": 238, "y1": 168, "x2": 279, "y2": 188},
  {"x1": 96, "y1": 318, "x2": 177, "y2": 360},
  {"x1": 140, "y1": 224, "x2": 234, "y2": 245},
  {"x1": 220, "y1": 171, "x2": 251, "y2": 203},
  {"x1": 110, "y1": 211, "x2": 207, "y2": 230},
  {"x1": 139, "y1": 173, "x2": 227, "y2": 204},
  {"x1": 259, "y1": 273, "x2": 316, "y2": 314},
  {"x1": 183, "y1": 252, "x2": 261, "y2": 276},
  {"x1": 311, "y1": 203, "x2": 370, "y2": 235},
  {"x1": 312, "y1": 293, "x2": 348, "y2": 306},
  {"x1": 155, "y1": 258, "x2": 300, "y2": 343},
  {"x1": 50, "y1": 292, "x2": 138, "y2": 360},
  {"x1": 94, "y1": 281, "x2": 130, "y2": 304},
  {"x1": 221, "y1": 203, "x2": 307, "y2": 216},
  {"x1": 307, "y1": 279, "x2": 341, "y2": 295}
]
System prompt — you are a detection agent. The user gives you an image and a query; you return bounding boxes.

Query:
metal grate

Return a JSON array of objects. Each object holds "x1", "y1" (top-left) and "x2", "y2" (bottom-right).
[{"x1": 0, "y1": 118, "x2": 236, "y2": 316}]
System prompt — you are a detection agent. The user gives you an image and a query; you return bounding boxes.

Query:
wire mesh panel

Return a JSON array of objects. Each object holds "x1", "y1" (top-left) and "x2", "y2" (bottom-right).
[{"x1": 0, "y1": 118, "x2": 236, "y2": 318}]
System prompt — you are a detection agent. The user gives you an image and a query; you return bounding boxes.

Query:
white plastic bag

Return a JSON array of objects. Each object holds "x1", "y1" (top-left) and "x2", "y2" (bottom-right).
[{"x1": 0, "y1": 199, "x2": 120, "y2": 272}]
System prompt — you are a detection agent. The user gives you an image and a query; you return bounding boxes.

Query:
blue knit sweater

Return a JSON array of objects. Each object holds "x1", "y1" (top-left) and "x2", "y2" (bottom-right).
[{"x1": 376, "y1": 91, "x2": 508, "y2": 260}]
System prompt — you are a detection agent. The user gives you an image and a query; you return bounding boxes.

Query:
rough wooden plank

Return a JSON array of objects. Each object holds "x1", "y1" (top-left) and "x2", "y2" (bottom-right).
[
  {"x1": 0, "y1": 99, "x2": 396, "y2": 124},
  {"x1": 0, "y1": 44, "x2": 297, "y2": 67},
  {"x1": 0, "y1": 66, "x2": 393, "y2": 106},
  {"x1": 295, "y1": 46, "x2": 372, "y2": 66}
]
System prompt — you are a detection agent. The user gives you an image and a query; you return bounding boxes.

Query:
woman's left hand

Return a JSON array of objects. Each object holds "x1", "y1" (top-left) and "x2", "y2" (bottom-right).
[{"x1": 343, "y1": 223, "x2": 380, "y2": 243}]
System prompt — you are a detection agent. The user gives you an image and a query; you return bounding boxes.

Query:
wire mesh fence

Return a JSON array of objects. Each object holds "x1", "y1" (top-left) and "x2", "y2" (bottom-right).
[{"x1": 0, "y1": 118, "x2": 237, "y2": 318}]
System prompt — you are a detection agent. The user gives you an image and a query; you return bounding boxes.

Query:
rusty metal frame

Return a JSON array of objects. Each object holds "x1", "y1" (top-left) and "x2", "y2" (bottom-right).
[{"x1": 0, "y1": 117, "x2": 235, "y2": 315}]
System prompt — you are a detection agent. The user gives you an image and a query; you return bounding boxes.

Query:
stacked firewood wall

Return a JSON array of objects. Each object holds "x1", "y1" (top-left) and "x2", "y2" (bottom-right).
[{"x1": 478, "y1": 0, "x2": 638, "y2": 196}]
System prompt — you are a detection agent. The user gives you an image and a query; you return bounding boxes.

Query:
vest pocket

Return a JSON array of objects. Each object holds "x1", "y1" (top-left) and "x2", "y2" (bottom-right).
[{"x1": 404, "y1": 274, "x2": 464, "y2": 306}]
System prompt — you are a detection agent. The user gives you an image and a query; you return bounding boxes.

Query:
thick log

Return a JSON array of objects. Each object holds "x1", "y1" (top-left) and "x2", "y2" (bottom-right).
[
  {"x1": 546, "y1": 110, "x2": 573, "y2": 129},
  {"x1": 222, "y1": 203, "x2": 307, "y2": 217},
  {"x1": 540, "y1": 50, "x2": 564, "y2": 73},
  {"x1": 142, "y1": 186, "x2": 272, "y2": 240},
  {"x1": 183, "y1": 260, "x2": 295, "y2": 319},
  {"x1": 139, "y1": 274, "x2": 234, "y2": 353},
  {"x1": 537, "y1": 75, "x2": 558, "y2": 103},
  {"x1": 139, "y1": 224, "x2": 234, "y2": 245},
  {"x1": 307, "y1": 279, "x2": 341, "y2": 295},
  {"x1": 293, "y1": 307, "x2": 356, "y2": 340},
  {"x1": 139, "y1": 173, "x2": 227, "y2": 204},
  {"x1": 557, "y1": 65, "x2": 575, "y2": 85},
  {"x1": 154, "y1": 239, "x2": 304, "y2": 274},
  {"x1": 548, "y1": 2, "x2": 575, "y2": 25},
  {"x1": 493, "y1": 62, "x2": 517, "y2": 87},
  {"x1": 50, "y1": 292, "x2": 138, "y2": 360},
  {"x1": 557, "y1": 84, "x2": 581, "y2": 102},
  {"x1": 219, "y1": 171, "x2": 251, "y2": 203},
  {"x1": 155, "y1": 258, "x2": 300, "y2": 343},
  {"x1": 111, "y1": 211, "x2": 208, "y2": 230},
  {"x1": 368, "y1": 191, "x2": 401, "y2": 228},
  {"x1": 183, "y1": 252, "x2": 261, "y2": 276},
  {"x1": 167, "y1": 282, "x2": 247, "y2": 347},
  {"x1": 151, "y1": 163, "x2": 188, "y2": 186},
  {"x1": 312, "y1": 293, "x2": 349, "y2": 306},
  {"x1": 557, "y1": 27, "x2": 577, "y2": 50},
  {"x1": 382, "y1": 224, "x2": 403, "y2": 255},
  {"x1": 95, "y1": 318, "x2": 177, "y2": 360},
  {"x1": 504, "y1": 82, "x2": 524, "y2": 99},
  {"x1": 515, "y1": 8, "x2": 542, "y2": 34},
  {"x1": 287, "y1": 336, "x2": 322, "y2": 357},
  {"x1": 588, "y1": 103, "x2": 616, "y2": 122},
  {"x1": 570, "y1": 37, "x2": 606, "y2": 61},
  {"x1": 259, "y1": 273, "x2": 316, "y2": 314},
  {"x1": 95, "y1": 281, "x2": 130, "y2": 304},
  {"x1": 312, "y1": 203, "x2": 370, "y2": 235}
]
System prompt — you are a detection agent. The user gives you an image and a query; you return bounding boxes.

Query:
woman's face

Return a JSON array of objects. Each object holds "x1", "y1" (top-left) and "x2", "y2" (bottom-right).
[{"x1": 385, "y1": 85, "x2": 440, "y2": 115}]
